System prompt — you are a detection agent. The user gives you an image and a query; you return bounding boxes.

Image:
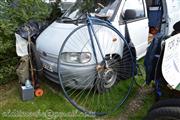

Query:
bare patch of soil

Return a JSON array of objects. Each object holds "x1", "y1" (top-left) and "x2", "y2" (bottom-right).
[{"x1": 118, "y1": 86, "x2": 154, "y2": 120}]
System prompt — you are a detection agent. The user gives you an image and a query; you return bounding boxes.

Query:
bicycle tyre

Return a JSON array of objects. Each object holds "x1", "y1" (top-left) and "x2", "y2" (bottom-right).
[
  {"x1": 145, "y1": 106, "x2": 180, "y2": 120},
  {"x1": 149, "y1": 98, "x2": 180, "y2": 111},
  {"x1": 57, "y1": 20, "x2": 135, "y2": 115}
]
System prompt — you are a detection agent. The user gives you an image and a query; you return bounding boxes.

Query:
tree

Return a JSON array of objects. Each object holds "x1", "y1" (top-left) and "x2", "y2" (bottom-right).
[{"x1": 0, "y1": 0, "x2": 51, "y2": 84}]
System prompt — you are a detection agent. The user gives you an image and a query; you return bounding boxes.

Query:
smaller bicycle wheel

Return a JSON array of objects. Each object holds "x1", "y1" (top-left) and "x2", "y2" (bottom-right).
[
  {"x1": 58, "y1": 21, "x2": 135, "y2": 115},
  {"x1": 145, "y1": 107, "x2": 180, "y2": 120},
  {"x1": 149, "y1": 98, "x2": 180, "y2": 111}
]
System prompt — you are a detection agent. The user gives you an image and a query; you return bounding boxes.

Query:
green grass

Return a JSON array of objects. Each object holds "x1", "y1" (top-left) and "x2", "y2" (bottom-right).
[
  {"x1": 0, "y1": 82, "x2": 94, "y2": 120},
  {"x1": 0, "y1": 80, "x2": 155, "y2": 120},
  {"x1": 0, "y1": 59, "x2": 156, "y2": 120}
]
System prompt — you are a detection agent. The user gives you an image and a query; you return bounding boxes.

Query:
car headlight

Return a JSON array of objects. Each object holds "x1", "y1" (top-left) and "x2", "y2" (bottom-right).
[{"x1": 61, "y1": 52, "x2": 91, "y2": 64}]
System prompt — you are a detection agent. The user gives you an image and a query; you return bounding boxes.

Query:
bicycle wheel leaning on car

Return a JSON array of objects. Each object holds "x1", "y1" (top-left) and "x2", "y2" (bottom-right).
[{"x1": 57, "y1": 16, "x2": 135, "y2": 116}]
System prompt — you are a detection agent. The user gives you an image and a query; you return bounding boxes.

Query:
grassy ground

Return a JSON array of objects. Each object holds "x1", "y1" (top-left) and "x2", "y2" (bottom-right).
[
  {"x1": 0, "y1": 80, "x2": 155, "y2": 120},
  {"x1": 0, "y1": 60, "x2": 156, "y2": 120}
]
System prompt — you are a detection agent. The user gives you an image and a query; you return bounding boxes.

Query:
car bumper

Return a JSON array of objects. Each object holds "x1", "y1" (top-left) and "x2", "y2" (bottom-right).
[{"x1": 41, "y1": 57, "x2": 96, "y2": 89}]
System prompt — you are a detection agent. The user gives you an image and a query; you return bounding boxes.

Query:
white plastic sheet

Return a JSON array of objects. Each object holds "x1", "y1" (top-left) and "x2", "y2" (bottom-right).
[{"x1": 15, "y1": 33, "x2": 28, "y2": 57}]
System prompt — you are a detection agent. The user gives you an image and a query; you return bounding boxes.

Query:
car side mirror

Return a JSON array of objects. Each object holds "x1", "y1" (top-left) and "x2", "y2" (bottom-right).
[{"x1": 123, "y1": 9, "x2": 137, "y2": 21}]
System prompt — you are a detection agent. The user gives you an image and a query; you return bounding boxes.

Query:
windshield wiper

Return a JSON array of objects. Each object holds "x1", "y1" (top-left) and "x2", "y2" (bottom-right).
[
  {"x1": 60, "y1": 17, "x2": 78, "y2": 25},
  {"x1": 61, "y1": 16, "x2": 73, "y2": 21},
  {"x1": 58, "y1": 16, "x2": 85, "y2": 25},
  {"x1": 57, "y1": 16, "x2": 77, "y2": 25}
]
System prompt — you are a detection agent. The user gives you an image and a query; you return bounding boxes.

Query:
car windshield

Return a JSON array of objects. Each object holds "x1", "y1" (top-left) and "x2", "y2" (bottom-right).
[{"x1": 57, "y1": 0, "x2": 121, "y2": 22}]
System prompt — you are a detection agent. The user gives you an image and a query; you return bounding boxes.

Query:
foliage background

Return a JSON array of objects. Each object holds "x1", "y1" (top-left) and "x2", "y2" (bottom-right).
[{"x1": 0, "y1": 0, "x2": 54, "y2": 84}]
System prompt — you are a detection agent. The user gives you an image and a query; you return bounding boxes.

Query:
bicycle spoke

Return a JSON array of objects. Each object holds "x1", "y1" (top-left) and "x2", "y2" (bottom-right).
[{"x1": 58, "y1": 21, "x2": 135, "y2": 115}]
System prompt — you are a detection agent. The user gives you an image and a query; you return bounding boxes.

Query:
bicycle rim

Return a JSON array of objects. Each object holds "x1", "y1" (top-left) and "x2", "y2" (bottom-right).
[{"x1": 57, "y1": 23, "x2": 135, "y2": 116}]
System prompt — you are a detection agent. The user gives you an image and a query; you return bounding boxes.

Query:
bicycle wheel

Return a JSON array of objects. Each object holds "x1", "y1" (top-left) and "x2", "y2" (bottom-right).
[
  {"x1": 145, "y1": 107, "x2": 180, "y2": 120},
  {"x1": 149, "y1": 98, "x2": 180, "y2": 112},
  {"x1": 57, "y1": 22, "x2": 135, "y2": 115}
]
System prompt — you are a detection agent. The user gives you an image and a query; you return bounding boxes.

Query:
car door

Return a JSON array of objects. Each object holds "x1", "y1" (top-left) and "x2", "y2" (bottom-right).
[{"x1": 118, "y1": 0, "x2": 149, "y2": 59}]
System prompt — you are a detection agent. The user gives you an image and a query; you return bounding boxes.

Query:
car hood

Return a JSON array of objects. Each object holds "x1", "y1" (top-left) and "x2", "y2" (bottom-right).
[
  {"x1": 36, "y1": 21, "x2": 124, "y2": 64},
  {"x1": 36, "y1": 21, "x2": 78, "y2": 56}
]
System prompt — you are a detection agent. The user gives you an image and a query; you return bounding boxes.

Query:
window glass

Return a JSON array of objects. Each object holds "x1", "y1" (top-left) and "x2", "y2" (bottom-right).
[
  {"x1": 58, "y1": 0, "x2": 121, "y2": 22},
  {"x1": 122, "y1": 0, "x2": 145, "y2": 20}
]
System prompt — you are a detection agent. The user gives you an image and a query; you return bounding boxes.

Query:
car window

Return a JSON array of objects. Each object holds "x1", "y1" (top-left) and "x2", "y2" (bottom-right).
[
  {"x1": 122, "y1": 0, "x2": 145, "y2": 20},
  {"x1": 98, "y1": 0, "x2": 120, "y2": 17},
  {"x1": 57, "y1": 0, "x2": 121, "y2": 22}
]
